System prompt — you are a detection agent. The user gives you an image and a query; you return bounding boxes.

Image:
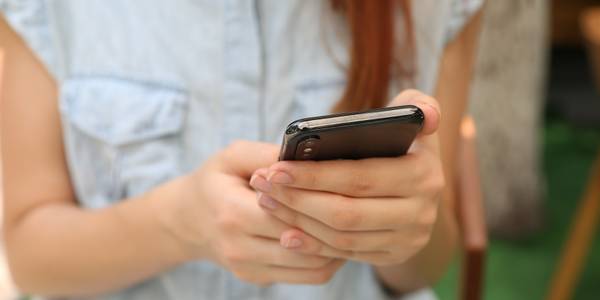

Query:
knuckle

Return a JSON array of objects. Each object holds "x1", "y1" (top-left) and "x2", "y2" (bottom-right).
[
  {"x1": 347, "y1": 170, "x2": 373, "y2": 194},
  {"x1": 285, "y1": 210, "x2": 300, "y2": 227},
  {"x1": 411, "y1": 232, "x2": 432, "y2": 250},
  {"x1": 331, "y1": 233, "x2": 355, "y2": 250},
  {"x1": 385, "y1": 252, "x2": 409, "y2": 266},
  {"x1": 302, "y1": 238, "x2": 324, "y2": 255},
  {"x1": 387, "y1": 256, "x2": 408, "y2": 266},
  {"x1": 413, "y1": 154, "x2": 430, "y2": 178},
  {"x1": 305, "y1": 171, "x2": 319, "y2": 189},
  {"x1": 216, "y1": 209, "x2": 241, "y2": 233},
  {"x1": 375, "y1": 235, "x2": 396, "y2": 250},
  {"x1": 312, "y1": 269, "x2": 335, "y2": 284},
  {"x1": 417, "y1": 205, "x2": 438, "y2": 228},
  {"x1": 221, "y1": 243, "x2": 247, "y2": 264},
  {"x1": 282, "y1": 192, "x2": 297, "y2": 207},
  {"x1": 405, "y1": 152, "x2": 421, "y2": 164},
  {"x1": 368, "y1": 253, "x2": 393, "y2": 266},
  {"x1": 371, "y1": 259, "x2": 388, "y2": 267},
  {"x1": 330, "y1": 199, "x2": 362, "y2": 230},
  {"x1": 402, "y1": 155, "x2": 425, "y2": 189},
  {"x1": 429, "y1": 166, "x2": 446, "y2": 192},
  {"x1": 419, "y1": 234, "x2": 432, "y2": 248},
  {"x1": 223, "y1": 250, "x2": 245, "y2": 265},
  {"x1": 309, "y1": 257, "x2": 334, "y2": 268},
  {"x1": 415, "y1": 161, "x2": 445, "y2": 197}
]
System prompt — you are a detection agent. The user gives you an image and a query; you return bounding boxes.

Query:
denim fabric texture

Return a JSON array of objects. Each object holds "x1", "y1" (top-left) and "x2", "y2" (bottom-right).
[{"x1": 1, "y1": 1, "x2": 482, "y2": 299}]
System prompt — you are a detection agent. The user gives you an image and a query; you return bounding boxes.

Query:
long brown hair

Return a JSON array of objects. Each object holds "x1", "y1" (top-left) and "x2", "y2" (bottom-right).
[{"x1": 330, "y1": 0, "x2": 415, "y2": 112}]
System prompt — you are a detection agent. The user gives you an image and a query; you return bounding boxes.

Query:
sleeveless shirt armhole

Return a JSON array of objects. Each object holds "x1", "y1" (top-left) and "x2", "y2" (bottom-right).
[
  {"x1": 444, "y1": 0, "x2": 485, "y2": 44},
  {"x1": 1, "y1": 0, "x2": 63, "y2": 80}
]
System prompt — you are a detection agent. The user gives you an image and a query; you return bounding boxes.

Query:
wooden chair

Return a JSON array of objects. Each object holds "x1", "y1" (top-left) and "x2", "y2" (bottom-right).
[
  {"x1": 456, "y1": 116, "x2": 488, "y2": 300},
  {"x1": 546, "y1": 150, "x2": 600, "y2": 300},
  {"x1": 547, "y1": 9, "x2": 600, "y2": 299}
]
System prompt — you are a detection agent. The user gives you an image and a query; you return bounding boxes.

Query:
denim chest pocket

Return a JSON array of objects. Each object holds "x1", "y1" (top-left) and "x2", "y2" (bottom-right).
[{"x1": 60, "y1": 76, "x2": 188, "y2": 208}]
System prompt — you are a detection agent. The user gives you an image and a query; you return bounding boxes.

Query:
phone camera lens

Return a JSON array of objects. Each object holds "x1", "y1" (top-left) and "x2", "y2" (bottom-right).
[{"x1": 295, "y1": 136, "x2": 320, "y2": 160}]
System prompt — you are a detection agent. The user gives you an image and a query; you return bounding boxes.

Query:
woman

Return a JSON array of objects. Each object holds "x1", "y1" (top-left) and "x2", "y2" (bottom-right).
[{"x1": 0, "y1": 1, "x2": 483, "y2": 299}]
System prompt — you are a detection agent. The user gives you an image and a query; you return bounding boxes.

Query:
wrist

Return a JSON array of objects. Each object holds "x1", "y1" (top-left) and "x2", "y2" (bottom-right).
[{"x1": 149, "y1": 174, "x2": 210, "y2": 262}]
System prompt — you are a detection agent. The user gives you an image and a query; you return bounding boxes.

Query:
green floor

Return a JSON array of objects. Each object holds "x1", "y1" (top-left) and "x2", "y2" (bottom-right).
[{"x1": 434, "y1": 118, "x2": 600, "y2": 299}]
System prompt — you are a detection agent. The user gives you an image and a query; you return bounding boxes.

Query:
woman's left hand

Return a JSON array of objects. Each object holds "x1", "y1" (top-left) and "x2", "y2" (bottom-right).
[{"x1": 249, "y1": 90, "x2": 445, "y2": 266}]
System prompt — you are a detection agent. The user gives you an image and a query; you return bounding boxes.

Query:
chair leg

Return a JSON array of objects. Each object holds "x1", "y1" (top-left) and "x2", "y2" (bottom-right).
[
  {"x1": 546, "y1": 150, "x2": 600, "y2": 300},
  {"x1": 457, "y1": 117, "x2": 487, "y2": 300}
]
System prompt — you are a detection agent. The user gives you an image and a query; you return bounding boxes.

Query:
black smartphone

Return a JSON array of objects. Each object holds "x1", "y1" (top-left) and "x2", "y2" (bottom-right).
[{"x1": 279, "y1": 105, "x2": 424, "y2": 161}]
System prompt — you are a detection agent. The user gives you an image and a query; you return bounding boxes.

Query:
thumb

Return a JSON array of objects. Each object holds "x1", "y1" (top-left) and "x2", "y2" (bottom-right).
[
  {"x1": 388, "y1": 89, "x2": 441, "y2": 137},
  {"x1": 219, "y1": 140, "x2": 280, "y2": 178}
]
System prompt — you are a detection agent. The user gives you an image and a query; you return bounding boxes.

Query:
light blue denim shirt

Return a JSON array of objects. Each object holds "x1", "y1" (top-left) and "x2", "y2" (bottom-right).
[{"x1": 1, "y1": 1, "x2": 482, "y2": 299}]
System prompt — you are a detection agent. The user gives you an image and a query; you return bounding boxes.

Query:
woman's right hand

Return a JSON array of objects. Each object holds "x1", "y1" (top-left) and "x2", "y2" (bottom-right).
[{"x1": 157, "y1": 141, "x2": 347, "y2": 285}]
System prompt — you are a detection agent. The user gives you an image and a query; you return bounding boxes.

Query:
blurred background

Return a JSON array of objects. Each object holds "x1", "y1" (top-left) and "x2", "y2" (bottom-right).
[
  {"x1": 434, "y1": 0, "x2": 600, "y2": 299},
  {"x1": 1, "y1": 0, "x2": 600, "y2": 299}
]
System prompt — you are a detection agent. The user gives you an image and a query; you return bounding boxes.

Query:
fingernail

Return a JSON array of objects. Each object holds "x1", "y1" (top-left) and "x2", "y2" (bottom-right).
[
  {"x1": 281, "y1": 237, "x2": 303, "y2": 249},
  {"x1": 258, "y1": 193, "x2": 278, "y2": 210},
  {"x1": 268, "y1": 171, "x2": 294, "y2": 184},
  {"x1": 250, "y1": 174, "x2": 272, "y2": 192}
]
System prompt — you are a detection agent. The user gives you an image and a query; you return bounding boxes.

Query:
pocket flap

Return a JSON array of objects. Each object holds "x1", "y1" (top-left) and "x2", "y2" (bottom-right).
[{"x1": 60, "y1": 76, "x2": 188, "y2": 146}]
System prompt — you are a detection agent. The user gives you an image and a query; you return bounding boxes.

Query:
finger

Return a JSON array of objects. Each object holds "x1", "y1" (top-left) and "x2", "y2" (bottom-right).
[
  {"x1": 249, "y1": 197, "x2": 350, "y2": 256},
  {"x1": 242, "y1": 235, "x2": 334, "y2": 269},
  {"x1": 231, "y1": 187, "x2": 291, "y2": 239},
  {"x1": 279, "y1": 226, "x2": 401, "y2": 253},
  {"x1": 278, "y1": 228, "x2": 353, "y2": 258},
  {"x1": 388, "y1": 89, "x2": 440, "y2": 137},
  {"x1": 249, "y1": 168, "x2": 271, "y2": 192},
  {"x1": 254, "y1": 191, "x2": 407, "y2": 252},
  {"x1": 264, "y1": 259, "x2": 346, "y2": 285},
  {"x1": 229, "y1": 185, "x2": 340, "y2": 259},
  {"x1": 251, "y1": 230, "x2": 401, "y2": 266},
  {"x1": 390, "y1": 90, "x2": 441, "y2": 157},
  {"x1": 255, "y1": 183, "x2": 421, "y2": 231},
  {"x1": 261, "y1": 153, "x2": 432, "y2": 197},
  {"x1": 253, "y1": 168, "x2": 269, "y2": 178},
  {"x1": 277, "y1": 230, "x2": 402, "y2": 265},
  {"x1": 236, "y1": 185, "x2": 344, "y2": 256},
  {"x1": 220, "y1": 140, "x2": 279, "y2": 178},
  {"x1": 346, "y1": 251, "x2": 400, "y2": 266}
]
